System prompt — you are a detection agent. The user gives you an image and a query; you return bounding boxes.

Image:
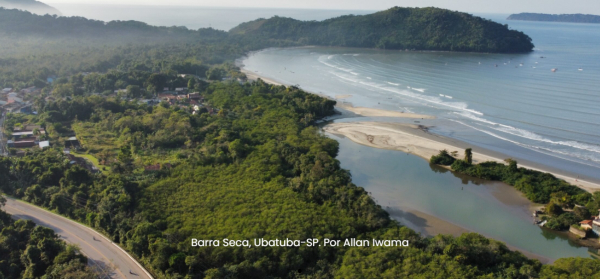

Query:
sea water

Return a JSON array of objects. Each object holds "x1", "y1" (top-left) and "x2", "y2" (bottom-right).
[{"x1": 242, "y1": 15, "x2": 600, "y2": 183}]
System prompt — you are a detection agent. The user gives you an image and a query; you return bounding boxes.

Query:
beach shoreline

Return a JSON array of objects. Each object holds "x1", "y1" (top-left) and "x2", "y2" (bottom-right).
[
  {"x1": 324, "y1": 121, "x2": 600, "y2": 192},
  {"x1": 240, "y1": 63, "x2": 600, "y2": 192},
  {"x1": 240, "y1": 59, "x2": 598, "y2": 262}
]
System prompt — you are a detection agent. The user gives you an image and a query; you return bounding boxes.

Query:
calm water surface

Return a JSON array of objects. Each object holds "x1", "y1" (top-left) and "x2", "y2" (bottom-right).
[{"x1": 332, "y1": 133, "x2": 590, "y2": 260}]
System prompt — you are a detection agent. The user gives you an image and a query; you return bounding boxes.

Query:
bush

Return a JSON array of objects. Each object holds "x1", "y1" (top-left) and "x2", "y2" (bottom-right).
[
  {"x1": 545, "y1": 212, "x2": 577, "y2": 231},
  {"x1": 430, "y1": 149, "x2": 456, "y2": 166}
]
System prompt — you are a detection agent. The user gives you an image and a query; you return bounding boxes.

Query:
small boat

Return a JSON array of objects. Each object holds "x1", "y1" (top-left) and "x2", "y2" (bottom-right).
[
  {"x1": 579, "y1": 68, "x2": 583, "y2": 71},
  {"x1": 439, "y1": 94, "x2": 445, "y2": 97},
  {"x1": 551, "y1": 68, "x2": 558, "y2": 72},
  {"x1": 519, "y1": 63, "x2": 524, "y2": 66}
]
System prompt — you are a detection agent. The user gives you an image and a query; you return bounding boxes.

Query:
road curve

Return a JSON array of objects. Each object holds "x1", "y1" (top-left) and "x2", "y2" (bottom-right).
[{"x1": 2, "y1": 197, "x2": 153, "y2": 279}]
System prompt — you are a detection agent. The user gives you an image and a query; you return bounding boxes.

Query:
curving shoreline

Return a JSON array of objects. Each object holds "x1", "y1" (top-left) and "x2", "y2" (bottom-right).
[{"x1": 241, "y1": 65, "x2": 600, "y2": 193}]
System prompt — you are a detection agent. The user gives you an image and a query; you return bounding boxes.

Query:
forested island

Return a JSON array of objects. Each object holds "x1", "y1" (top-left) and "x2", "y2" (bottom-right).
[
  {"x1": 231, "y1": 7, "x2": 534, "y2": 53},
  {"x1": 1, "y1": 6, "x2": 599, "y2": 279},
  {"x1": 0, "y1": 0, "x2": 61, "y2": 16},
  {"x1": 508, "y1": 13, "x2": 600, "y2": 24}
]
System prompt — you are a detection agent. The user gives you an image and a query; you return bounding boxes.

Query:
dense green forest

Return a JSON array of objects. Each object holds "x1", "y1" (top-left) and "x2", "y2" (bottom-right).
[
  {"x1": 1, "y1": 6, "x2": 599, "y2": 279},
  {"x1": 2, "y1": 82, "x2": 600, "y2": 278},
  {"x1": 230, "y1": 7, "x2": 534, "y2": 53},
  {"x1": 508, "y1": 13, "x2": 600, "y2": 24},
  {"x1": 0, "y1": 207, "x2": 97, "y2": 278},
  {"x1": 431, "y1": 150, "x2": 600, "y2": 231}
]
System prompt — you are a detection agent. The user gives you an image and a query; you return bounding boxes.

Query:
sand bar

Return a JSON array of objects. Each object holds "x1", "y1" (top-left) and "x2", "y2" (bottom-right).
[
  {"x1": 335, "y1": 94, "x2": 353, "y2": 99},
  {"x1": 324, "y1": 121, "x2": 600, "y2": 192},
  {"x1": 241, "y1": 64, "x2": 600, "y2": 191},
  {"x1": 337, "y1": 103, "x2": 435, "y2": 119}
]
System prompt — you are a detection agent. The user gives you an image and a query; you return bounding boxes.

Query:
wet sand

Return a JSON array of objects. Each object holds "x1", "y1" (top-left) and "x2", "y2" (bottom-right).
[
  {"x1": 336, "y1": 103, "x2": 436, "y2": 119},
  {"x1": 335, "y1": 94, "x2": 353, "y2": 99},
  {"x1": 324, "y1": 121, "x2": 600, "y2": 192}
]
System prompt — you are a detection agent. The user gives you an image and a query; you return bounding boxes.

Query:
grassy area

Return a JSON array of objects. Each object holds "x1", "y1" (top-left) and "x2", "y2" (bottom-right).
[
  {"x1": 71, "y1": 151, "x2": 111, "y2": 175},
  {"x1": 72, "y1": 122, "x2": 118, "y2": 152}
]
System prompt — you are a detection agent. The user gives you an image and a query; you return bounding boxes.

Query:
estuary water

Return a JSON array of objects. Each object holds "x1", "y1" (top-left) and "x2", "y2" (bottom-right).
[{"x1": 242, "y1": 15, "x2": 600, "y2": 183}]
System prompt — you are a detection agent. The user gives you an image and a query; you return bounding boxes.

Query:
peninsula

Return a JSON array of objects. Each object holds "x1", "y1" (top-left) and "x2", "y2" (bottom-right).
[
  {"x1": 508, "y1": 13, "x2": 600, "y2": 24},
  {"x1": 230, "y1": 7, "x2": 535, "y2": 53}
]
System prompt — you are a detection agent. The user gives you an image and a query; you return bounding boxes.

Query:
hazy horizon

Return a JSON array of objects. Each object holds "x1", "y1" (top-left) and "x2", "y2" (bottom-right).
[{"x1": 41, "y1": 0, "x2": 600, "y2": 15}]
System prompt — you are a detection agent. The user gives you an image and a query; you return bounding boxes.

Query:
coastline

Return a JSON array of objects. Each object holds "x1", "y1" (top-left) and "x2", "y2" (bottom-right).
[
  {"x1": 324, "y1": 121, "x2": 600, "y2": 192},
  {"x1": 240, "y1": 60, "x2": 598, "y2": 262},
  {"x1": 240, "y1": 65, "x2": 600, "y2": 193}
]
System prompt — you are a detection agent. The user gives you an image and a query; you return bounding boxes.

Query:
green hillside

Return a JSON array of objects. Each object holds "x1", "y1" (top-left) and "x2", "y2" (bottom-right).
[{"x1": 230, "y1": 7, "x2": 534, "y2": 53}]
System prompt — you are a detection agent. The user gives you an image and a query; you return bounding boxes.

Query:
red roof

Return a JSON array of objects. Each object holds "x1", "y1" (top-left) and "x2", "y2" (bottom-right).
[{"x1": 580, "y1": 220, "x2": 593, "y2": 225}]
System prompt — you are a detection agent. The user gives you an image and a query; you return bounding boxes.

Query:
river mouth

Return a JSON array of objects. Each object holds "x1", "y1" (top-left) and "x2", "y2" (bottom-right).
[
  {"x1": 326, "y1": 131, "x2": 590, "y2": 262},
  {"x1": 238, "y1": 17, "x2": 600, "y2": 260}
]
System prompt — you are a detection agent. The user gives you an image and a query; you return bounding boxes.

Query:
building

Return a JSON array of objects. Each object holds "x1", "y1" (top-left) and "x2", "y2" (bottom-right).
[
  {"x1": 188, "y1": 92, "x2": 202, "y2": 100},
  {"x1": 2, "y1": 88, "x2": 12, "y2": 93},
  {"x1": 11, "y1": 129, "x2": 45, "y2": 139},
  {"x1": 580, "y1": 220, "x2": 593, "y2": 230},
  {"x1": 39, "y1": 141, "x2": 50, "y2": 149},
  {"x1": 592, "y1": 211, "x2": 600, "y2": 236},
  {"x1": 20, "y1": 86, "x2": 37, "y2": 94},
  {"x1": 9, "y1": 139, "x2": 37, "y2": 148}
]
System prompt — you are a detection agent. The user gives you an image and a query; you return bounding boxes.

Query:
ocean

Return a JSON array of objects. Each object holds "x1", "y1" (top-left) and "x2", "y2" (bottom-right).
[{"x1": 242, "y1": 15, "x2": 600, "y2": 182}]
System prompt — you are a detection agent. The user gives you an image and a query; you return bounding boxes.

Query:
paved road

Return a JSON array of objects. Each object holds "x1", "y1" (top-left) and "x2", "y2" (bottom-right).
[{"x1": 2, "y1": 197, "x2": 153, "y2": 279}]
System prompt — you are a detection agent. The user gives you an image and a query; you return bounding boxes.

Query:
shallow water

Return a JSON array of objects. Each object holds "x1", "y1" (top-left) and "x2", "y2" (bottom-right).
[{"x1": 331, "y1": 133, "x2": 591, "y2": 260}]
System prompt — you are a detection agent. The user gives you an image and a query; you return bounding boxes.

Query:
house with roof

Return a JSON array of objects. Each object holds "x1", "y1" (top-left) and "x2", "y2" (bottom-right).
[
  {"x1": 8, "y1": 139, "x2": 37, "y2": 148},
  {"x1": 20, "y1": 86, "x2": 37, "y2": 94},
  {"x1": 39, "y1": 141, "x2": 50, "y2": 149},
  {"x1": 580, "y1": 220, "x2": 593, "y2": 230},
  {"x1": 592, "y1": 212, "x2": 600, "y2": 236},
  {"x1": 188, "y1": 92, "x2": 202, "y2": 100}
]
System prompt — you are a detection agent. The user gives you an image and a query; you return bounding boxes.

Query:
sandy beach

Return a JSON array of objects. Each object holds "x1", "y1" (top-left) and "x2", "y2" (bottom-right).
[
  {"x1": 324, "y1": 121, "x2": 600, "y2": 192},
  {"x1": 242, "y1": 65, "x2": 600, "y2": 192},
  {"x1": 241, "y1": 68, "x2": 284, "y2": 86},
  {"x1": 335, "y1": 94, "x2": 352, "y2": 99},
  {"x1": 336, "y1": 103, "x2": 436, "y2": 119}
]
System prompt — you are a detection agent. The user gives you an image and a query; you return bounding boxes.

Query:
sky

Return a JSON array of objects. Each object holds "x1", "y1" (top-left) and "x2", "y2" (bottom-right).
[{"x1": 42, "y1": 0, "x2": 600, "y2": 15}]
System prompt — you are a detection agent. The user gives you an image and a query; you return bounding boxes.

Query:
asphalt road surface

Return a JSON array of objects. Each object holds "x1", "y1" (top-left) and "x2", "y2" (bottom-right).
[{"x1": 2, "y1": 197, "x2": 153, "y2": 279}]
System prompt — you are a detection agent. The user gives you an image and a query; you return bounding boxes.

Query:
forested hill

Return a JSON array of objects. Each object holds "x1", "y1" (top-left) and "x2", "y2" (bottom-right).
[
  {"x1": 508, "y1": 13, "x2": 600, "y2": 24},
  {"x1": 0, "y1": 8, "x2": 227, "y2": 42},
  {"x1": 0, "y1": 7, "x2": 533, "y2": 53},
  {"x1": 230, "y1": 7, "x2": 534, "y2": 53},
  {"x1": 0, "y1": 0, "x2": 61, "y2": 16}
]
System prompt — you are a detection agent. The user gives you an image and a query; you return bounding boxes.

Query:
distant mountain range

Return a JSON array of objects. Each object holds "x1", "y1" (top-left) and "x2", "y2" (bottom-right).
[
  {"x1": 507, "y1": 13, "x2": 600, "y2": 24},
  {"x1": 0, "y1": 0, "x2": 60, "y2": 16}
]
